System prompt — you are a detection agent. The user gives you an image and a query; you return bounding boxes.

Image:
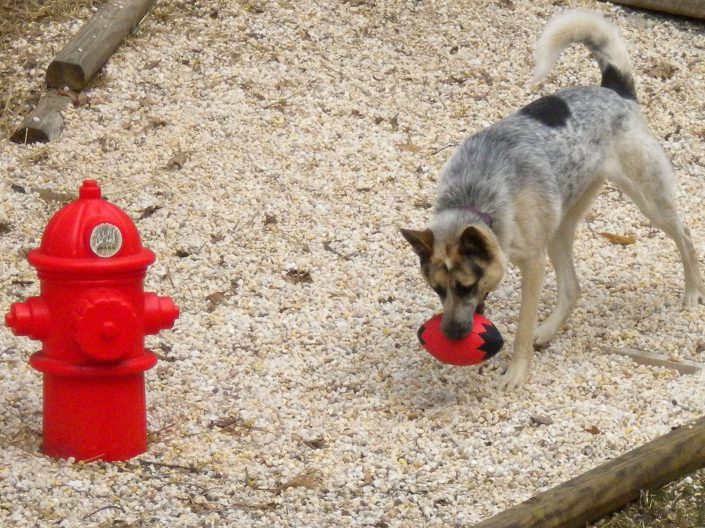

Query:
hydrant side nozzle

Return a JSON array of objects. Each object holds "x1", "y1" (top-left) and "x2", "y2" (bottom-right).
[
  {"x1": 143, "y1": 292, "x2": 179, "y2": 335},
  {"x1": 5, "y1": 297, "x2": 50, "y2": 340}
]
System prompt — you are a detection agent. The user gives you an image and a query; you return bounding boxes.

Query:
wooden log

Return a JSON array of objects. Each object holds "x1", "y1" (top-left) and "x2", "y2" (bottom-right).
[
  {"x1": 607, "y1": 0, "x2": 705, "y2": 19},
  {"x1": 46, "y1": 0, "x2": 156, "y2": 90},
  {"x1": 9, "y1": 92, "x2": 71, "y2": 144},
  {"x1": 472, "y1": 416, "x2": 705, "y2": 528}
]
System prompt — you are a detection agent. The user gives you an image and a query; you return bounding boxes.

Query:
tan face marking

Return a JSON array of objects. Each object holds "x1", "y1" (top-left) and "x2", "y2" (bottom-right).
[
  {"x1": 405, "y1": 223, "x2": 505, "y2": 340},
  {"x1": 424, "y1": 240, "x2": 484, "y2": 297}
]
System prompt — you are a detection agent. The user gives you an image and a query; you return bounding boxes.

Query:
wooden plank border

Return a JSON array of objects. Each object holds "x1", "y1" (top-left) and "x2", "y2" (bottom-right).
[
  {"x1": 46, "y1": 0, "x2": 156, "y2": 91},
  {"x1": 10, "y1": 0, "x2": 156, "y2": 144},
  {"x1": 472, "y1": 417, "x2": 705, "y2": 527},
  {"x1": 607, "y1": 0, "x2": 705, "y2": 20},
  {"x1": 9, "y1": 91, "x2": 71, "y2": 144}
]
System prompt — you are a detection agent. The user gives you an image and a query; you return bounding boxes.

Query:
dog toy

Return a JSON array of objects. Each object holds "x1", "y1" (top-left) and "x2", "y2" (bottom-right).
[{"x1": 417, "y1": 313, "x2": 503, "y2": 366}]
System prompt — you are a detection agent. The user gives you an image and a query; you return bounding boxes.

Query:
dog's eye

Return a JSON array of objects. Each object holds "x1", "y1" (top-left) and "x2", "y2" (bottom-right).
[
  {"x1": 454, "y1": 283, "x2": 477, "y2": 298},
  {"x1": 433, "y1": 286, "x2": 447, "y2": 299}
]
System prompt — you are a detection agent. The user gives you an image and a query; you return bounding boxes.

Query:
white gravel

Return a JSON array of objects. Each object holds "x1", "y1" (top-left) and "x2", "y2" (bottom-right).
[{"x1": 1, "y1": 0, "x2": 705, "y2": 526}]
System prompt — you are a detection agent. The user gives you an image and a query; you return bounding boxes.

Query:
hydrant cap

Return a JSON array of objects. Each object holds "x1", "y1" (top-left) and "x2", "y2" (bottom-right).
[{"x1": 28, "y1": 180, "x2": 155, "y2": 273}]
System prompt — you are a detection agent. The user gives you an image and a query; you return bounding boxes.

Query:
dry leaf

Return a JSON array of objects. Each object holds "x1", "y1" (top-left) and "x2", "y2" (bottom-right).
[
  {"x1": 148, "y1": 116, "x2": 168, "y2": 129},
  {"x1": 585, "y1": 425, "x2": 602, "y2": 435},
  {"x1": 139, "y1": 205, "x2": 162, "y2": 220},
  {"x1": 396, "y1": 142, "x2": 421, "y2": 153},
  {"x1": 414, "y1": 199, "x2": 432, "y2": 209},
  {"x1": 35, "y1": 187, "x2": 75, "y2": 204},
  {"x1": 167, "y1": 149, "x2": 189, "y2": 170},
  {"x1": 206, "y1": 291, "x2": 229, "y2": 312},
  {"x1": 285, "y1": 269, "x2": 313, "y2": 284},
  {"x1": 274, "y1": 470, "x2": 322, "y2": 494},
  {"x1": 599, "y1": 232, "x2": 636, "y2": 246}
]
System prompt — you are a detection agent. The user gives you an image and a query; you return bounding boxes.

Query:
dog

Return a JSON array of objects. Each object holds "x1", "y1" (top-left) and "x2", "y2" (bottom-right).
[{"x1": 401, "y1": 10, "x2": 705, "y2": 390}]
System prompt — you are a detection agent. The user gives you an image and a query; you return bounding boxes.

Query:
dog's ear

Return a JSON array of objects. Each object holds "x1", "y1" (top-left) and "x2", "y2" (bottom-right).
[
  {"x1": 400, "y1": 228, "x2": 434, "y2": 262},
  {"x1": 459, "y1": 225, "x2": 492, "y2": 260},
  {"x1": 459, "y1": 225, "x2": 506, "y2": 291}
]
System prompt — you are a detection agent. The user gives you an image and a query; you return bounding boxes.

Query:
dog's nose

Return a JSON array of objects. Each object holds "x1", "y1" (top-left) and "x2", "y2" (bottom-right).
[{"x1": 442, "y1": 319, "x2": 471, "y2": 341}]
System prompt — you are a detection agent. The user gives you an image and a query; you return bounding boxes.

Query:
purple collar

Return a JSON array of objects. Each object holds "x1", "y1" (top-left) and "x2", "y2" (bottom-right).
[{"x1": 458, "y1": 205, "x2": 493, "y2": 228}]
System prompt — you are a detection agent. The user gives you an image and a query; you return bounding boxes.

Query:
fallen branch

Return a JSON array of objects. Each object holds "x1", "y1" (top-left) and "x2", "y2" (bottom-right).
[{"x1": 610, "y1": 347, "x2": 702, "y2": 375}]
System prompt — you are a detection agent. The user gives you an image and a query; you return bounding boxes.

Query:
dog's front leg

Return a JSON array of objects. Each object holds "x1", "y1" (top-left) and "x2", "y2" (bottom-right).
[{"x1": 499, "y1": 256, "x2": 546, "y2": 391}]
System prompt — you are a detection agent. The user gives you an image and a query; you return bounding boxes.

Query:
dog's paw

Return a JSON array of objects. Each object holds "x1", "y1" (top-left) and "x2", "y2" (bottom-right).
[
  {"x1": 683, "y1": 289, "x2": 705, "y2": 307},
  {"x1": 533, "y1": 325, "x2": 554, "y2": 350},
  {"x1": 498, "y1": 362, "x2": 529, "y2": 392}
]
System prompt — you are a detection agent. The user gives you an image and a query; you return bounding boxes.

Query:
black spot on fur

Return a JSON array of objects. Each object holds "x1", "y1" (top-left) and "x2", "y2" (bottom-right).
[
  {"x1": 601, "y1": 64, "x2": 636, "y2": 100},
  {"x1": 520, "y1": 95, "x2": 571, "y2": 128}
]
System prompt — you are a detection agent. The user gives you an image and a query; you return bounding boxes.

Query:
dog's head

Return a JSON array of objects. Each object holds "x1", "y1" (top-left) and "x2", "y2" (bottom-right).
[{"x1": 401, "y1": 223, "x2": 506, "y2": 340}]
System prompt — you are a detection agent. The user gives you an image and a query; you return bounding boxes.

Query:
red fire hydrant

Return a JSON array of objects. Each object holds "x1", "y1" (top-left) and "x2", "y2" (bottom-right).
[{"x1": 5, "y1": 180, "x2": 179, "y2": 461}]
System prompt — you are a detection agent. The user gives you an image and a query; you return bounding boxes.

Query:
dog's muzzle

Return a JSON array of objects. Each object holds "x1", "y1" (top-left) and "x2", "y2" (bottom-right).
[{"x1": 441, "y1": 318, "x2": 473, "y2": 341}]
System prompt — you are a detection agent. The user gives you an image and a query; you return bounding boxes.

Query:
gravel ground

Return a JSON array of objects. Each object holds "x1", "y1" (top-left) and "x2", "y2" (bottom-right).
[{"x1": 1, "y1": 1, "x2": 705, "y2": 526}]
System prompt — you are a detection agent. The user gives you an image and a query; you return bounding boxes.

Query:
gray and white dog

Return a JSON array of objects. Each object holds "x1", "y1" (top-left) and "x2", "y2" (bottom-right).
[{"x1": 401, "y1": 10, "x2": 705, "y2": 390}]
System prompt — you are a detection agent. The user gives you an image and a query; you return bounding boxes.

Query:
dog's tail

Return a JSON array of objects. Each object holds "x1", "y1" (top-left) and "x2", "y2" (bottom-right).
[{"x1": 532, "y1": 10, "x2": 636, "y2": 100}]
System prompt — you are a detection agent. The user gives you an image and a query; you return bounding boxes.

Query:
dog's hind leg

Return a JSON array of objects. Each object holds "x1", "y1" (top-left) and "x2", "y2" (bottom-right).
[
  {"x1": 534, "y1": 178, "x2": 605, "y2": 348},
  {"x1": 611, "y1": 136, "x2": 705, "y2": 305}
]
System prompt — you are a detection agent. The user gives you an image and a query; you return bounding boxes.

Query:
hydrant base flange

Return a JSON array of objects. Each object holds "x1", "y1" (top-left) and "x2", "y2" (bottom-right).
[{"x1": 42, "y1": 373, "x2": 150, "y2": 461}]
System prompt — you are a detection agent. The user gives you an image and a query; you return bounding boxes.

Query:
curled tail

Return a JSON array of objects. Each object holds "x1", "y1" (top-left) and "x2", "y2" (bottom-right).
[{"x1": 533, "y1": 10, "x2": 636, "y2": 100}]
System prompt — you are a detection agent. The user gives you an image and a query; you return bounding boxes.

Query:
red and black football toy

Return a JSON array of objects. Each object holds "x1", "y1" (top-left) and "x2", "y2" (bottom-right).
[{"x1": 418, "y1": 314, "x2": 504, "y2": 366}]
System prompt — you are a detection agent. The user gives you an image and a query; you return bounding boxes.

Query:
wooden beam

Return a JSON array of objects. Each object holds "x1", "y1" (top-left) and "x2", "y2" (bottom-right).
[
  {"x1": 607, "y1": 0, "x2": 705, "y2": 19},
  {"x1": 46, "y1": 0, "x2": 156, "y2": 91},
  {"x1": 9, "y1": 92, "x2": 71, "y2": 144},
  {"x1": 471, "y1": 417, "x2": 705, "y2": 528}
]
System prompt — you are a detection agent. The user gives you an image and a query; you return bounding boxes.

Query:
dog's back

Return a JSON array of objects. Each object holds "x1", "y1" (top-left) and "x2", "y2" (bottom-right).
[{"x1": 435, "y1": 11, "x2": 641, "y2": 229}]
